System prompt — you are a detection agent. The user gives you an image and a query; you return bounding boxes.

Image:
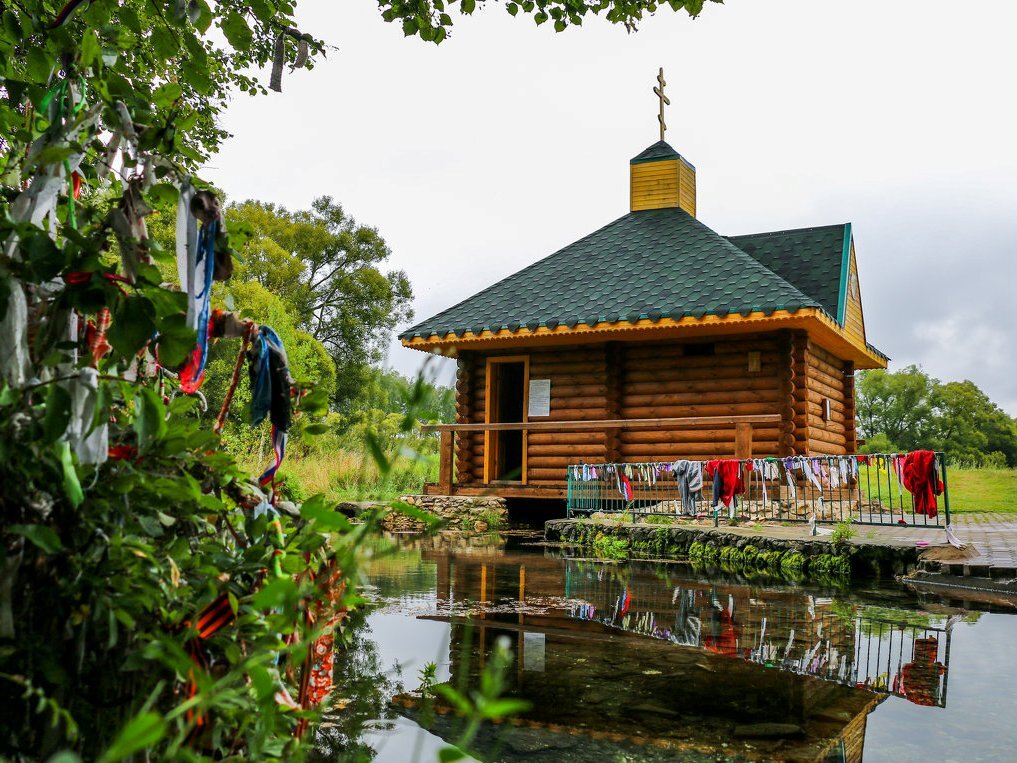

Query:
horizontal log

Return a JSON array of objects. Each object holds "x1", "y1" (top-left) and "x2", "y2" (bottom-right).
[
  {"x1": 619, "y1": 403, "x2": 782, "y2": 418},
  {"x1": 809, "y1": 345, "x2": 845, "y2": 371},
  {"x1": 549, "y1": 395, "x2": 607, "y2": 409},
  {"x1": 422, "y1": 414, "x2": 781, "y2": 433},
  {"x1": 528, "y1": 456, "x2": 586, "y2": 469},
  {"x1": 541, "y1": 383, "x2": 609, "y2": 397},
  {"x1": 538, "y1": 408, "x2": 611, "y2": 421},
  {"x1": 528, "y1": 347, "x2": 607, "y2": 362},
  {"x1": 624, "y1": 353, "x2": 781, "y2": 373},
  {"x1": 809, "y1": 427, "x2": 847, "y2": 446},
  {"x1": 522, "y1": 374, "x2": 608, "y2": 388},
  {"x1": 807, "y1": 382, "x2": 847, "y2": 408},
  {"x1": 624, "y1": 389, "x2": 782, "y2": 407},
  {"x1": 527, "y1": 467, "x2": 569, "y2": 480},
  {"x1": 527, "y1": 445, "x2": 606, "y2": 458},
  {"x1": 527, "y1": 361, "x2": 607, "y2": 376},
  {"x1": 625, "y1": 337, "x2": 779, "y2": 357},
  {"x1": 807, "y1": 370, "x2": 847, "y2": 397},
  {"x1": 625, "y1": 377, "x2": 781, "y2": 395},
  {"x1": 619, "y1": 427, "x2": 782, "y2": 444},
  {"x1": 807, "y1": 353, "x2": 848, "y2": 382},
  {"x1": 806, "y1": 397, "x2": 848, "y2": 419},
  {"x1": 808, "y1": 440, "x2": 848, "y2": 456},
  {"x1": 621, "y1": 444, "x2": 744, "y2": 457},
  {"x1": 528, "y1": 432, "x2": 606, "y2": 445}
]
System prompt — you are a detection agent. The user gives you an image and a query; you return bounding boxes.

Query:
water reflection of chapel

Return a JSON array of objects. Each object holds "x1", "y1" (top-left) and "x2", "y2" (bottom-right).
[{"x1": 393, "y1": 543, "x2": 950, "y2": 762}]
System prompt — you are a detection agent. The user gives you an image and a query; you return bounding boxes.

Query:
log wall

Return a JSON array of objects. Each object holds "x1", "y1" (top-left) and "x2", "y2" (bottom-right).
[{"x1": 452, "y1": 331, "x2": 858, "y2": 486}]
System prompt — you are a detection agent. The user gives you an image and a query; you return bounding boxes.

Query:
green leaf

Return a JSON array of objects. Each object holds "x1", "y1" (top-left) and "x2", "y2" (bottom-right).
[
  {"x1": 108, "y1": 296, "x2": 156, "y2": 358},
  {"x1": 401, "y1": 17, "x2": 418, "y2": 35},
  {"x1": 133, "y1": 387, "x2": 167, "y2": 452},
  {"x1": 507, "y1": 3, "x2": 519, "y2": 16},
  {"x1": 151, "y1": 27, "x2": 178, "y2": 60},
  {"x1": 26, "y1": 48, "x2": 52, "y2": 83},
  {"x1": 438, "y1": 748, "x2": 467, "y2": 763},
  {"x1": 302, "y1": 422, "x2": 329, "y2": 436},
  {"x1": 23, "y1": 233, "x2": 64, "y2": 282},
  {"x1": 98, "y1": 712, "x2": 167, "y2": 763},
  {"x1": 153, "y1": 312, "x2": 193, "y2": 367},
  {"x1": 80, "y1": 29, "x2": 102, "y2": 69},
  {"x1": 10, "y1": 524, "x2": 63, "y2": 554},
  {"x1": 43, "y1": 383, "x2": 72, "y2": 444},
  {"x1": 56, "y1": 440, "x2": 84, "y2": 507},
  {"x1": 300, "y1": 497, "x2": 353, "y2": 532},
  {"x1": 299, "y1": 387, "x2": 329, "y2": 416},
  {"x1": 152, "y1": 82, "x2": 182, "y2": 107},
  {"x1": 147, "y1": 182, "x2": 179, "y2": 207},
  {"x1": 461, "y1": 0, "x2": 476, "y2": 14},
  {"x1": 252, "y1": 577, "x2": 297, "y2": 611},
  {"x1": 221, "y1": 11, "x2": 254, "y2": 50},
  {"x1": 480, "y1": 697, "x2": 531, "y2": 718},
  {"x1": 249, "y1": 0, "x2": 275, "y2": 23}
]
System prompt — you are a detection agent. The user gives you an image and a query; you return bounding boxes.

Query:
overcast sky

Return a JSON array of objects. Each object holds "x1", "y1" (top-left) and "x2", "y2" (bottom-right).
[{"x1": 204, "y1": 0, "x2": 1017, "y2": 415}]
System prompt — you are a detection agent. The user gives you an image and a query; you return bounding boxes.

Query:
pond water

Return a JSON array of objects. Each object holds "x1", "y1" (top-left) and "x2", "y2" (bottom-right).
[{"x1": 313, "y1": 532, "x2": 1017, "y2": 763}]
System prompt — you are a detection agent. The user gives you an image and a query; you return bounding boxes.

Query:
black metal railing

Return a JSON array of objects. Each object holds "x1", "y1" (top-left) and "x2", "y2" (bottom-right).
[{"x1": 566, "y1": 452, "x2": 950, "y2": 528}]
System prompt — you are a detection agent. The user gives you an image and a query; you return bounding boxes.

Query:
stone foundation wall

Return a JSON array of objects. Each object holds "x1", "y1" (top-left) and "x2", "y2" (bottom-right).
[
  {"x1": 387, "y1": 495, "x2": 508, "y2": 533},
  {"x1": 546, "y1": 518, "x2": 924, "y2": 579}
]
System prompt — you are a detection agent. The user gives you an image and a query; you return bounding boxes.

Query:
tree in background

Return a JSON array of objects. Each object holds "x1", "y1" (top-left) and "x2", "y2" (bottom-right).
[
  {"x1": 856, "y1": 366, "x2": 1017, "y2": 466},
  {"x1": 227, "y1": 199, "x2": 413, "y2": 410}
]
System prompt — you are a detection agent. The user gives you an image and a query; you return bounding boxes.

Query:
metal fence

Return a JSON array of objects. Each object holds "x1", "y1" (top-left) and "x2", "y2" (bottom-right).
[
  {"x1": 564, "y1": 559, "x2": 952, "y2": 707},
  {"x1": 566, "y1": 452, "x2": 950, "y2": 528}
]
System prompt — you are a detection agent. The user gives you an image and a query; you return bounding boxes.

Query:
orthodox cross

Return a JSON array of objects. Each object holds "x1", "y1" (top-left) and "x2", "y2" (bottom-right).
[{"x1": 653, "y1": 67, "x2": 670, "y2": 142}]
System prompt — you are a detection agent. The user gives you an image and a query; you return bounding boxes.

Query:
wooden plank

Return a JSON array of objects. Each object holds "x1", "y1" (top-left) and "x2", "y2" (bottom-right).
[
  {"x1": 437, "y1": 430, "x2": 454, "y2": 494},
  {"x1": 735, "y1": 422, "x2": 753, "y2": 459},
  {"x1": 421, "y1": 414, "x2": 781, "y2": 433}
]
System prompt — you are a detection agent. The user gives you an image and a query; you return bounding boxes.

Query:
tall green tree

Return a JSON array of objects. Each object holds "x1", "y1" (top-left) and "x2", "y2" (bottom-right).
[
  {"x1": 227, "y1": 199, "x2": 413, "y2": 408},
  {"x1": 856, "y1": 367, "x2": 1017, "y2": 466},
  {"x1": 856, "y1": 365, "x2": 938, "y2": 451}
]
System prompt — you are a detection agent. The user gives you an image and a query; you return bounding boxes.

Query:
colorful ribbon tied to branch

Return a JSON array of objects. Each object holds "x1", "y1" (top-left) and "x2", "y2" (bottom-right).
[{"x1": 179, "y1": 218, "x2": 218, "y2": 394}]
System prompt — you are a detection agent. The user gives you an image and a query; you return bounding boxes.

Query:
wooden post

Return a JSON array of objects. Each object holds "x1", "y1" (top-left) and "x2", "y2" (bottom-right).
[
  {"x1": 735, "y1": 422, "x2": 753, "y2": 459},
  {"x1": 438, "y1": 429, "x2": 454, "y2": 495}
]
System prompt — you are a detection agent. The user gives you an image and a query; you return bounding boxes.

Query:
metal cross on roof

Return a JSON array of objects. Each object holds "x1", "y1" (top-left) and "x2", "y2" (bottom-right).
[{"x1": 654, "y1": 67, "x2": 670, "y2": 142}]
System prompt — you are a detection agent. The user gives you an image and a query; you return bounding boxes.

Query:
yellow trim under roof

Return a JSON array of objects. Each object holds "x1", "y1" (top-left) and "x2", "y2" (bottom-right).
[{"x1": 400, "y1": 307, "x2": 887, "y2": 369}]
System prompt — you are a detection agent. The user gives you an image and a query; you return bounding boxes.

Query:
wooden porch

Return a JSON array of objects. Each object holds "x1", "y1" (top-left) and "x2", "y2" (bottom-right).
[{"x1": 421, "y1": 414, "x2": 780, "y2": 498}]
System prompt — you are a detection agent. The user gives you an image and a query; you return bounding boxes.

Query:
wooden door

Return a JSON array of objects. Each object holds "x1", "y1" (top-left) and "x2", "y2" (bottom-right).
[{"x1": 484, "y1": 356, "x2": 529, "y2": 483}]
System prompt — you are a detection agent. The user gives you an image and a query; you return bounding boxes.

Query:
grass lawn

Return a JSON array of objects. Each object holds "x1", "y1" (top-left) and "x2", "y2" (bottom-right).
[{"x1": 946, "y1": 467, "x2": 1017, "y2": 513}]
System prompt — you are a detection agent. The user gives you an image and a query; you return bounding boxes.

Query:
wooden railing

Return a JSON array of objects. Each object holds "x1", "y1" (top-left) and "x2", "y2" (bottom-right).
[{"x1": 420, "y1": 415, "x2": 782, "y2": 495}]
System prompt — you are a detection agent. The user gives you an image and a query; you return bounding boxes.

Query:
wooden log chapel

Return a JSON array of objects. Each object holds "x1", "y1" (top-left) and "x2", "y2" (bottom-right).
[{"x1": 401, "y1": 71, "x2": 887, "y2": 501}]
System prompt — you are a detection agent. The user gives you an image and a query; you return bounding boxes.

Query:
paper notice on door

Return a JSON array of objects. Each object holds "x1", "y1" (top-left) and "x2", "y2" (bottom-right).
[{"x1": 527, "y1": 379, "x2": 551, "y2": 417}]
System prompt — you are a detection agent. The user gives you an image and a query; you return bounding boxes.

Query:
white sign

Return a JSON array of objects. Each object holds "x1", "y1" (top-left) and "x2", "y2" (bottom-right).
[{"x1": 527, "y1": 379, "x2": 551, "y2": 417}]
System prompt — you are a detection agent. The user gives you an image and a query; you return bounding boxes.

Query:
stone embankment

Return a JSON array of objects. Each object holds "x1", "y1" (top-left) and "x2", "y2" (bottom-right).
[
  {"x1": 338, "y1": 495, "x2": 507, "y2": 533},
  {"x1": 545, "y1": 517, "x2": 927, "y2": 579}
]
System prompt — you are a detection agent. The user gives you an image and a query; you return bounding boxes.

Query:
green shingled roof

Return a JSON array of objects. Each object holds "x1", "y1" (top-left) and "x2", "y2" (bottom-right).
[
  {"x1": 630, "y1": 140, "x2": 693, "y2": 167},
  {"x1": 399, "y1": 207, "x2": 824, "y2": 341},
  {"x1": 727, "y1": 223, "x2": 851, "y2": 324}
]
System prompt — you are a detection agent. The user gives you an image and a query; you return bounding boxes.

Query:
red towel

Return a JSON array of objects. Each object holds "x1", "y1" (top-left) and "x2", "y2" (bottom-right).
[
  {"x1": 902, "y1": 450, "x2": 943, "y2": 518},
  {"x1": 705, "y1": 460, "x2": 745, "y2": 508}
]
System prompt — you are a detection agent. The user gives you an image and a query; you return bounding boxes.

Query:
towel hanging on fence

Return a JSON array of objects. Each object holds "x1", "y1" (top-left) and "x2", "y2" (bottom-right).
[
  {"x1": 902, "y1": 450, "x2": 943, "y2": 517},
  {"x1": 705, "y1": 460, "x2": 744, "y2": 509},
  {"x1": 671, "y1": 460, "x2": 703, "y2": 515}
]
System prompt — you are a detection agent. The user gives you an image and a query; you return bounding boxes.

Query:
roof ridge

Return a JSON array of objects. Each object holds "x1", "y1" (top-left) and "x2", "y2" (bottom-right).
[{"x1": 727, "y1": 222, "x2": 849, "y2": 240}]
